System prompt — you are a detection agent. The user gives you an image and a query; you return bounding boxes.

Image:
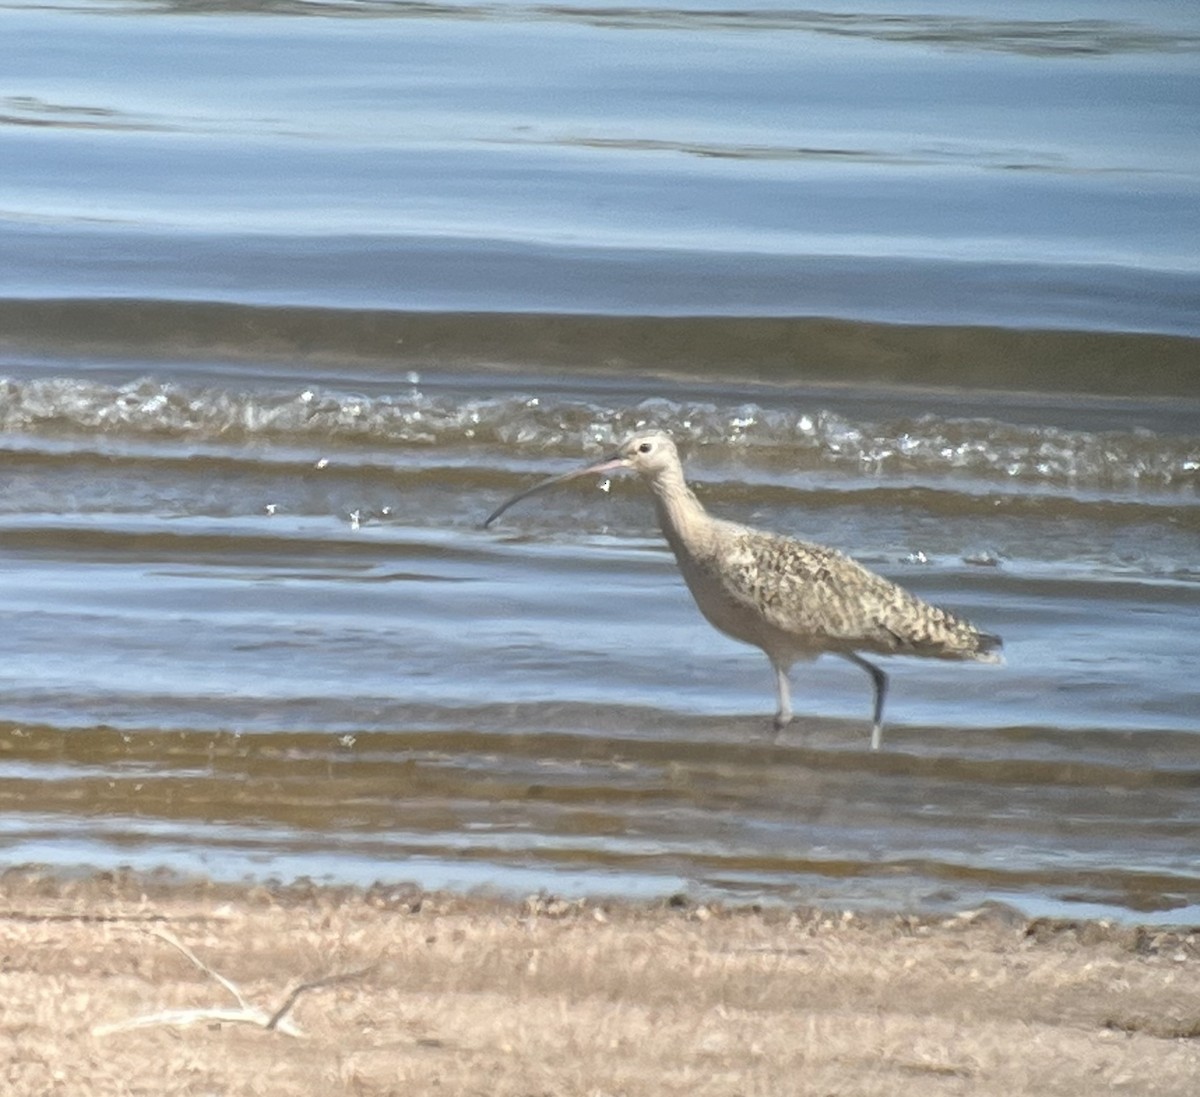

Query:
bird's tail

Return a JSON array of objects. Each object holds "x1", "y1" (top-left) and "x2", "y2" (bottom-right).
[{"x1": 972, "y1": 629, "x2": 1004, "y2": 664}]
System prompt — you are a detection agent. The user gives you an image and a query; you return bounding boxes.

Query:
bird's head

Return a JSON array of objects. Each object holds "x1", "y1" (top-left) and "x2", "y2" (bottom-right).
[
  {"x1": 610, "y1": 430, "x2": 680, "y2": 478},
  {"x1": 482, "y1": 429, "x2": 681, "y2": 528}
]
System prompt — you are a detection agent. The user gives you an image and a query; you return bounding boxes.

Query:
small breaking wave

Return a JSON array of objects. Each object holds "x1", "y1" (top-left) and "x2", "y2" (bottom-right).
[{"x1": 1, "y1": 374, "x2": 1197, "y2": 498}]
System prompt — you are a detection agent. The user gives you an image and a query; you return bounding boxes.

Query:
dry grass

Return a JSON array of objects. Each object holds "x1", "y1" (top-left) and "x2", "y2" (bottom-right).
[{"x1": 1, "y1": 869, "x2": 1197, "y2": 1096}]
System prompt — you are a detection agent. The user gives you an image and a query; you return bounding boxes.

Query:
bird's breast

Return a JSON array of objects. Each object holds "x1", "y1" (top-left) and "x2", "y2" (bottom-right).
[{"x1": 669, "y1": 540, "x2": 811, "y2": 658}]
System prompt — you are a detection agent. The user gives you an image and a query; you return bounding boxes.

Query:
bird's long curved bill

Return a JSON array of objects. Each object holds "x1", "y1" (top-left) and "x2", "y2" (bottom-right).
[{"x1": 483, "y1": 454, "x2": 628, "y2": 528}]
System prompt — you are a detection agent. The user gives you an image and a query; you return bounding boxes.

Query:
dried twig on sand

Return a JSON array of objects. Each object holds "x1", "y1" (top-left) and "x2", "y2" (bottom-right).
[{"x1": 92, "y1": 928, "x2": 374, "y2": 1039}]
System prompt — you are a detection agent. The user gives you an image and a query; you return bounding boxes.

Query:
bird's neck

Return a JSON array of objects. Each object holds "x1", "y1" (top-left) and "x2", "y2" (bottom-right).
[{"x1": 646, "y1": 466, "x2": 712, "y2": 553}]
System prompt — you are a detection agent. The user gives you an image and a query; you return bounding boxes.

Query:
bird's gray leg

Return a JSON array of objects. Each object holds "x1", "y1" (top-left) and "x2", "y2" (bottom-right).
[
  {"x1": 842, "y1": 653, "x2": 888, "y2": 751},
  {"x1": 771, "y1": 661, "x2": 793, "y2": 732}
]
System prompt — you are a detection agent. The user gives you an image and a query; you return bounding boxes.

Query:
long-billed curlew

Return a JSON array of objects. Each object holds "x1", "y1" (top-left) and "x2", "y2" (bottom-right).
[{"x1": 484, "y1": 430, "x2": 1002, "y2": 749}]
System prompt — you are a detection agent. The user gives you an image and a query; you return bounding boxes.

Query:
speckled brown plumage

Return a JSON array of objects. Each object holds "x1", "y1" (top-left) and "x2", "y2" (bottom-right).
[
  {"x1": 485, "y1": 430, "x2": 1002, "y2": 749},
  {"x1": 675, "y1": 519, "x2": 995, "y2": 662}
]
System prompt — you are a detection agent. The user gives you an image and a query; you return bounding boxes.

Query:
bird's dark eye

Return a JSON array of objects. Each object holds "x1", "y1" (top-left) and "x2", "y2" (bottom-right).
[{"x1": 637, "y1": 442, "x2": 653, "y2": 454}]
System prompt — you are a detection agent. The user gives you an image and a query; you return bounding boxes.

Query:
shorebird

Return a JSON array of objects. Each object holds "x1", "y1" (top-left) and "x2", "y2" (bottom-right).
[{"x1": 484, "y1": 430, "x2": 1002, "y2": 749}]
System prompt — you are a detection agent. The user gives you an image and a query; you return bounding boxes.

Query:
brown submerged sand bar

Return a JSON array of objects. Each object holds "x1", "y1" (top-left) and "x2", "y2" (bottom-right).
[{"x1": 1, "y1": 868, "x2": 1197, "y2": 1096}]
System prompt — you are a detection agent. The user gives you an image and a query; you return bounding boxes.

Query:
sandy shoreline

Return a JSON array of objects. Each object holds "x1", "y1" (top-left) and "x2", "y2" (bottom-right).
[{"x1": 2, "y1": 867, "x2": 1197, "y2": 1096}]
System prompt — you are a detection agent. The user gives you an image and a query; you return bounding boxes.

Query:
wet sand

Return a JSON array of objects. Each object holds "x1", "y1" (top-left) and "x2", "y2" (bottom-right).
[{"x1": 2, "y1": 869, "x2": 1197, "y2": 1096}]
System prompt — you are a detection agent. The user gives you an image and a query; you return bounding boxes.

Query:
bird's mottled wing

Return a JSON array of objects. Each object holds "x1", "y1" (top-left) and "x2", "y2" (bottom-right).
[{"x1": 713, "y1": 524, "x2": 990, "y2": 658}]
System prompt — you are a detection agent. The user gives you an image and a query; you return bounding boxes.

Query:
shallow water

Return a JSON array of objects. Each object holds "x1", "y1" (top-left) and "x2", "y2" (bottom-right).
[{"x1": 1, "y1": 0, "x2": 1198, "y2": 921}]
